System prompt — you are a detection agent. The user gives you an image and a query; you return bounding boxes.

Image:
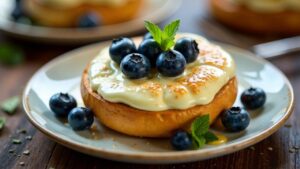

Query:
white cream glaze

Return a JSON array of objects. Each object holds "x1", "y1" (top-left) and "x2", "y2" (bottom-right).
[
  {"x1": 88, "y1": 33, "x2": 236, "y2": 111},
  {"x1": 39, "y1": 0, "x2": 129, "y2": 8},
  {"x1": 231, "y1": 0, "x2": 300, "y2": 12}
]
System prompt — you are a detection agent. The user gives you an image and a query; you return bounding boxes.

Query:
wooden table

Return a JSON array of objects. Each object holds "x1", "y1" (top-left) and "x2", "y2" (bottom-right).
[{"x1": 0, "y1": 1, "x2": 299, "y2": 169}]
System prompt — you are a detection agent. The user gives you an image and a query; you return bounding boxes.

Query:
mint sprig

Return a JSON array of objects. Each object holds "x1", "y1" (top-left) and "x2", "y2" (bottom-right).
[
  {"x1": 0, "y1": 44, "x2": 24, "y2": 66},
  {"x1": 1, "y1": 96, "x2": 20, "y2": 115},
  {"x1": 144, "y1": 20, "x2": 180, "y2": 51},
  {"x1": 191, "y1": 115, "x2": 218, "y2": 148},
  {"x1": 0, "y1": 117, "x2": 5, "y2": 131}
]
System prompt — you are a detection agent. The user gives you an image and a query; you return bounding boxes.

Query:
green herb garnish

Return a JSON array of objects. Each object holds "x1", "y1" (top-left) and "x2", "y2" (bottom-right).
[
  {"x1": 191, "y1": 115, "x2": 218, "y2": 148},
  {"x1": 25, "y1": 135, "x2": 32, "y2": 140},
  {"x1": 23, "y1": 150, "x2": 30, "y2": 155},
  {"x1": 17, "y1": 128, "x2": 27, "y2": 134},
  {"x1": 12, "y1": 139, "x2": 22, "y2": 144},
  {"x1": 0, "y1": 117, "x2": 5, "y2": 131},
  {"x1": 0, "y1": 43, "x2": 24, "y2": 66},
  {"x1": 145, "y1": 20, "x2": 180, "y2": 51},
  {"x1": 1, "y1": 96, "x2": 20, "y2": 114}
]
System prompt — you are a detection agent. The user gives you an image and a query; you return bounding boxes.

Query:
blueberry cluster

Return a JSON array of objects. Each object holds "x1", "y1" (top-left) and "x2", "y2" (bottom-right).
[
  {"x1": 49, "y1": 93, "x2": 94, "y2": 130},
  {"x1": 109, "y1": 33, "x2": 200, "y2": 79}
]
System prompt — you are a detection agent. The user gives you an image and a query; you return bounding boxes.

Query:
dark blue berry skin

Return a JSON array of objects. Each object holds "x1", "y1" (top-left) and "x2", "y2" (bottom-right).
[
  {"x1": 221, "y1": 107, "x2": 250, "y2": 132},
  {"x1": 174, "y1": 37, "x2": 199, "y2": 63},
  {"x1": 171, "y1": 131, "x2": 193, "y2": 150},
  {"x1": 109, "y1": 37, "x2": 136, "y2": 65},
  {"x1": 156, "y1": 50, "x2": 186, "y2": 77},
  {"x1": 138, "y1": 39, "x2": 162, "y2": 67},
  {"x1": 78, "y1": 12, "x2": 101, "y2": 28},
  {"x1": 49, "y1": 93, "x2": 77, "y2": 117},
  {"x1": 143, "y1": 32, "x2": 153, "y2": 40},
  {"x1": 120, "y1": 53, "x2": 151, "y2": 79},
  {"x1": 241, "y1": 87, "x2": 266, "y2": 110},
  {"x1": 68, "y1": 107, "x2": 94, "y2": 131},
  {"x1": 11, "y1": 3, "x2": 25, "y2": 21}
]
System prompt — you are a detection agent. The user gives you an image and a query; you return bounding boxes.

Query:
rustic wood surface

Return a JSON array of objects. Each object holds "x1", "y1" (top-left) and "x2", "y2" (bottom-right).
[{"x1": 0, "y1": 0, "x2": 299, "y2": 169}]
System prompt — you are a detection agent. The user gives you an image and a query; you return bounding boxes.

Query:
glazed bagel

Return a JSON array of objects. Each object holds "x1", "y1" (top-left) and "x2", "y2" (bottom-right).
[
  {"x1": 23, "y1": 0, "x2": 142, "y2": 27},
  {"x1": 81, "y1": 71, "x2": 237, "y2": 137},
  {"x1": 80, "y1": 34, "x2": 237, "y2": 137},
  {"x1": 211, "y1": 0, "x2": 300, "y2": 35}
]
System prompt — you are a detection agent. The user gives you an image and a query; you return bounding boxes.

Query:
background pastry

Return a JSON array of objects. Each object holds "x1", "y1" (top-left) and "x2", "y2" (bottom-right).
[
  {"x1": 23, "y1": 0, "x2": 143, "y2": 27},
  {"x1": 211, "y1": 0, "x2": 300, "y2": 35}
]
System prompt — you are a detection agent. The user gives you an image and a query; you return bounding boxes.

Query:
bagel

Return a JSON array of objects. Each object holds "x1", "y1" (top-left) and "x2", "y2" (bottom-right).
[
  {"x1": 81, "y1": 34, "x2": 237, "y2": 137},
  {"x1": 23, "y1": 0, "x2": 142, "y2": 27},
  {"x1": 210, "y1": 0, "x2": 300, "y2": 35}
]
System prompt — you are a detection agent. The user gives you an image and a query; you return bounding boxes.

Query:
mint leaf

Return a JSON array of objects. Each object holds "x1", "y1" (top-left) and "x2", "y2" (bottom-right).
[
  {"x1": 144, "y1": 20, "x2": 180, "y2": 51},
  {"x1": 1, "y1": 96, "x2": 20, "y2": 114},
  {"x1": 193, "y1": 135, "x2": 206, "y2": 148},
  {"x1": 144, "y1": 21, "x2": 162, "y2": 44},
  {"x1": 190, "y1": 115, "x2": 211, "y2": 148},
  {"x1": 203, "y1": 131, "x2": 218, "y2": 142},
  {"x1": 0, "y1": 117, "x2": 5, "y2": 131},
  {"x1": 191, "y1": 115, "x2": 210, "y2": 137},
  {"x1": 163, "y1": 20, "x2": 180, "y2": 38},
  {"x1": 0, "y1": 44, "x2": 24, "y2": 66}
]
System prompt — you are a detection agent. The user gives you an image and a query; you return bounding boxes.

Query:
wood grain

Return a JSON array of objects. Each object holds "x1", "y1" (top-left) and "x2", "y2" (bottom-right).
[{"x1": 0, "y1": 0, "x2": 299, "y2": 169}]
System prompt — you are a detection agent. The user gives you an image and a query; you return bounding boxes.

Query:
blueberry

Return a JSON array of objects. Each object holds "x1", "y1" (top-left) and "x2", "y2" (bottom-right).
[
  {"x1": 68, "y1": 107, "x2": 94, "y2": 130},
  {"x1": 174, "y1": 38, "x2": 199, "y2": 63},
  {"x1": 109, "y1": 37, "x2": 136, "y2": 65},
  {"x1": 138, "y1": 39, "x2": 162, "y2": 67},
  {"x1": 143, "y1": 32, "x2": 153, "y2": 40},
  {"x1": 241, "y1": 87, "x2": 266, "y2": 110},
  {"x1": 221, "y1": 107, "x2": 250, "y2": 132},
  {"x1": 49, "y1": 93, "x2": 77, "y2": 117},
  {"x1": 156, "y1": 50, "x2": 186, "y2": 77},
  {"x1": 120, "y1": 53, "x2": 151, "y2": 79},
  {"x1": 78, "y1": 12, "x2": 101, "y2": 28},
  {"x1": 171, "y1": 131, "x2": 193, "y2": 150},
  {"x1": 11, "y1": 4, "x2": 25, "y2": 21}
]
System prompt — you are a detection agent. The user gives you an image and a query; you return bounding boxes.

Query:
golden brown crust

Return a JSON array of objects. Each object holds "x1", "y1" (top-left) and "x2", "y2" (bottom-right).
[
  {"x1": 81, "y1": 64, "x2": 237, "y2": 138},
  {"x1": 210, "y1": 0, "x2": 300, "y2": 35},
  {"x1": 23, "y1": 0, "x2": 142, "y2": 27}
]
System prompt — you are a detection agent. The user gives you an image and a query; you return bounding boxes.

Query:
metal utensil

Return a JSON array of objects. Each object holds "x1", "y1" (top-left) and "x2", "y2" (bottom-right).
[{"x1": 252, "y1": 36, "x2": 300, "y2": 59}]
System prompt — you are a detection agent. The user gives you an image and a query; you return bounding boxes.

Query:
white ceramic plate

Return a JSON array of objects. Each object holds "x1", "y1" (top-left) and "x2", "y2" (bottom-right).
[
  {"x1": 0, "y1": 0, "x2": 181, "y2": 43},
  {"x1": 22, "y1": 39, "x2": 294, "y2": 164}
]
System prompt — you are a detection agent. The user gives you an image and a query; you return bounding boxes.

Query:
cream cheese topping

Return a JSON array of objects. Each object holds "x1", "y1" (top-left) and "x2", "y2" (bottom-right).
[
  {"x1": 39, "y1": 0, "x2": 129, "y2": 8},
  {"x1": 88, "y1": 33, "x2": 236, "y2": 111},
  {"x1": 231, "y1": 0, "x2": 300, "y2": 12}
]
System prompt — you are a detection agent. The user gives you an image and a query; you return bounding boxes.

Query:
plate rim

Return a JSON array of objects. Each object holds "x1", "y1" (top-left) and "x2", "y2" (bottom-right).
[{"x1": 22, "y1": 39, "x2": 295, "y2": 163}]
